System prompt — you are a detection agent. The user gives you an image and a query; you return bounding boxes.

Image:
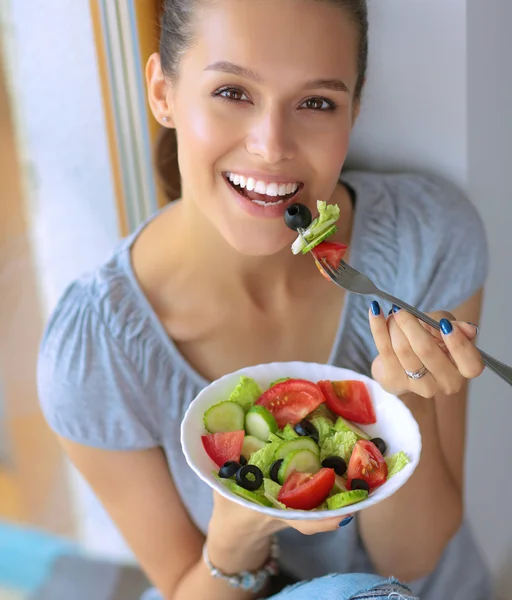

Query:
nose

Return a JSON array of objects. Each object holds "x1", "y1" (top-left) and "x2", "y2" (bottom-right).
[{"x1": 245, "y1": 107, "x2": 296, "y2": 164}]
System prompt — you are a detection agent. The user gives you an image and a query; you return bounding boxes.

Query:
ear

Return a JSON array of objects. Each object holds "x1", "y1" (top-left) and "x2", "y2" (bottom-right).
[{"x1": 146, "y1": 52, "x2": 175, "y2": 127}]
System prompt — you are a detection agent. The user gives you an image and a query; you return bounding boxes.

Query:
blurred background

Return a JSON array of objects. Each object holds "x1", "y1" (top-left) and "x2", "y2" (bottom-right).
[{"x1": 0, "y1": 1, "x2": 510, "y2": 600}]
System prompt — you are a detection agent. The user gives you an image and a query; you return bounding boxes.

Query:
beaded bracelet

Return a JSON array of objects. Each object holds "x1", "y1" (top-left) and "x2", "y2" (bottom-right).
[{"x1": 202, "y1": 535, "x2": 280, "y2": 594}]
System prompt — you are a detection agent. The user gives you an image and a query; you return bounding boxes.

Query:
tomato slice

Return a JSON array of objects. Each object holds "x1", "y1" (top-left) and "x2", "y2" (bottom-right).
[
  {"x1": 311, "y1": 241, "x2": 348, "y2": 281},
  {"x1": 256, "y1": 379, "x2": 325, "y2": 428},
  {"x1": 201, "y1": 430, "x2": 245, "y2": 467},
  {"x1": 317, "y1": 380, "x2": 376, "y2": 424},
  {"x1": 347, "y1": 440, "x2": 387, "y2": 490},
  {"x1": 277, "y1": 468, "x2": 336, "y2": 510}
]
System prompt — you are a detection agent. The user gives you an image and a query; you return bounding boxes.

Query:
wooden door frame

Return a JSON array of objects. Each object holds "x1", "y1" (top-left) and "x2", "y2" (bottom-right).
[{"x1": 89, "y1": 0, "x2": 166, "y2": 237}]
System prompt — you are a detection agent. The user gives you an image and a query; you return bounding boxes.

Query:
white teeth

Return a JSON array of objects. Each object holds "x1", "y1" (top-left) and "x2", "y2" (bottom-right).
[
  {"x1": 266, "y1": 183, "x2": 279, "y2": 197},
  {"x1": 254, "y1": 180, "x2": 267, "y2": 194},
  {"x1": 252, "y1": 198, "x2": 286, "y2": 207},
  {"x1": 226, "y1": 172, "x2": 301, "y2": 199}
]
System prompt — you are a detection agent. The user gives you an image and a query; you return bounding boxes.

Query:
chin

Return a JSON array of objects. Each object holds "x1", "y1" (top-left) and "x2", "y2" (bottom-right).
[{"x1": 220, "y1": 223, "x2": 295, "y2": 257}]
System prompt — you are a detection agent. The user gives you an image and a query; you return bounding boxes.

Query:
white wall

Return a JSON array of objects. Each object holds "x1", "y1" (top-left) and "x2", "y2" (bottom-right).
[
  {"x1": 1, "y1": 0, "x2": 131, "y2": 559},
  {"x1": 2, "y1": 0, "x2": 120, "y2": 314},
  {"x1": 466, "y1": 1, "x2": 512, "y2": 596},
  {"x1": 347, "y1": 2, "x2": 512, "y2": 598}
]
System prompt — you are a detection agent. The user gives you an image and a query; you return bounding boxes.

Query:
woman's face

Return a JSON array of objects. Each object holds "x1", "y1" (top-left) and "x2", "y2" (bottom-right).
[{"x1": 149, "y1": 0, "x2": 360, "y2": 256}]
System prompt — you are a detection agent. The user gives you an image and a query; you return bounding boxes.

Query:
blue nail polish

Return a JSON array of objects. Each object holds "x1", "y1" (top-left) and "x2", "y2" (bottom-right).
[
  {"x1": 371, "y1": 301, "x2": 381, "y2": 316},
  {"x1": 388, "y1": 309, "x2": 393, "y2": 316},
  {"x1": 339, "y1": 517, "x2": 353, "y2": 527},
  {"x1": 392, "y1": 304, "x2": 401, "y2": 313},
  {"x1": 440, "y1": 318, "x2": 453, "y2": 335}
]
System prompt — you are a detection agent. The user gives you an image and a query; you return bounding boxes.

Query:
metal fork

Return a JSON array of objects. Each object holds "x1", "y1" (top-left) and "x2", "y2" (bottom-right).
[{"x1": 317, "y1": 257, "x2": 512, "y2": 387}]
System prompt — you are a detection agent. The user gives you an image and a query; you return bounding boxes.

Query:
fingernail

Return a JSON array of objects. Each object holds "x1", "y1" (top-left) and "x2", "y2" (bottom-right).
[
  {"x1": 440, "y1": 318, "x2": 453, "y2": 335},
  {"x1": 467, "y1": 322, "x2": 480, "y2": 335},
  {"x1": 371, "y1": 301, "x2": 381, "y2": 316},
  {"x1": 388, "y1": 309, "x2": 393, "y2": 316},
  {"x1": 392, "y1": 304, "x2": 401, "y2": 313},
  {"x1": 339, "y1": 517, "x2": 353, "y2": 527}
]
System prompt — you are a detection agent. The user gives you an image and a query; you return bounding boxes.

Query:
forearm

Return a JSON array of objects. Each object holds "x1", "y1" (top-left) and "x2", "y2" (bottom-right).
[
  {"x1": 168, "y1": 521, "x2": 274, "y2": 600},
  {"x1": 359, "y1": 392, "x2": 463, "y2": 581}
]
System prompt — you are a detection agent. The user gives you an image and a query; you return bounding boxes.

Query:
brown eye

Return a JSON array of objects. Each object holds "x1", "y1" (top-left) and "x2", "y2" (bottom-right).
[
  {"x1": 301, "y1": 97, "x2": 335, "y2": 111},
  {"x1": 216, "y1": 87, "x2": 249, "y2": 102}
]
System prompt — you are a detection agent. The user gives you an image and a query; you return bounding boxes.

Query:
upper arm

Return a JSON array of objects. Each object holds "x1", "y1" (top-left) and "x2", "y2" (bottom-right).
[
  {"x1": 434, "y1": 288, "x2": 485, "y2": 491},
  {"x1": 59, "y1": 437, "x2": 204, "y2": 592}
]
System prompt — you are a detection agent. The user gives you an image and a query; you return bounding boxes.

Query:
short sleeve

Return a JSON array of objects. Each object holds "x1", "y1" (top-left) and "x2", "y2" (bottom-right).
[
  {"x1": 394, "y1": 175, "x2": 489, "y2": 313},
  {"x1": 37, "y1": 280, "x2": 160, "y2": 450}
]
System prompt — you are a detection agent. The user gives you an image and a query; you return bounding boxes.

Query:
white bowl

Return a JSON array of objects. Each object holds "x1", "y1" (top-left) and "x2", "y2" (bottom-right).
[{"x1": 181, "y1": 362, "x2": 421, "y2": 521}]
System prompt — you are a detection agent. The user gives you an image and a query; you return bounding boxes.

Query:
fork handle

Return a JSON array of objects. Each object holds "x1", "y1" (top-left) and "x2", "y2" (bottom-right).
[{"x1": 377, "y1": 292, "x2": 512, "y2": 387}]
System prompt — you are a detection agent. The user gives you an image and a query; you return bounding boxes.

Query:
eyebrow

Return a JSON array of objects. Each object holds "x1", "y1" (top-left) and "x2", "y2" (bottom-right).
[{"x1": 204, "y1": 61, "x2": 350, "y2": 93}]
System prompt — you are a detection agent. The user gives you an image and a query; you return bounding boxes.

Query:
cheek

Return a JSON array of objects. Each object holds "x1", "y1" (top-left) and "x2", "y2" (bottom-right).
[{"x1": 306, "y1": 124, "x2": 352, "y2": 181}]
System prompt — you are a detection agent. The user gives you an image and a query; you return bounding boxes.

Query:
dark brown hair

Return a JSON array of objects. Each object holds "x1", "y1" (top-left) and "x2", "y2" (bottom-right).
[{"x1": 155, "y1": 0, "x2": 369, "y2": 201}]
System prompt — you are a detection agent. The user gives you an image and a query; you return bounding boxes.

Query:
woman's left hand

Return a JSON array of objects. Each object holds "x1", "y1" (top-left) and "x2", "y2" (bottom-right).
[{"x1": 368, "y1": 302, "x2": 484, "y2": 398}]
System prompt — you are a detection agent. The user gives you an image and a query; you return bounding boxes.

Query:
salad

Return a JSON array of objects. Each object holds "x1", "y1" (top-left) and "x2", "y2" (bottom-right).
[
  {"x1": 284, "y1": 200, "x2": 348, "y2": 280},
  {"x1": 201, "y1": 376, "x2": 410, "y2": 512}
]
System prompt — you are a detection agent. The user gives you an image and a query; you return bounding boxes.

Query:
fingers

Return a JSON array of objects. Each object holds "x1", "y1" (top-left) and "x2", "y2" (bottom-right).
[
  {"x1": 280, "y1": 513, "x2": 353, "y2": 535},
  {"x1": 368, "y1": 302, "x2": 408, "y2": 393},
  {"x1": 391, "y1": 307, "x2": 463, "y2": 396},
  {"x1": 387, "y1": 311, "x2": 440, "y2": 397},
  {"x1": 369, "y1": 303, "x2": 481, "y2": 397},
  {"x1": 439, "y1": 318, "x2": 484, "y2": 379}
]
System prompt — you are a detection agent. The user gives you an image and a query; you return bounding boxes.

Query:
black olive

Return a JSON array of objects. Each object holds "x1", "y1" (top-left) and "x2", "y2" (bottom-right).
[
  {"x1": 239, "y1": 454, "x2": 248, "y2": 466},
  {"x1": 219, "y1": 461, "x2": 242, "y2": 479},
  {"x1": 269, "y1": 459, "x2": 284, "y2": 484},
  {"x1": 236, "y1": 464, "x2": 264, "y2": 491},
  {"x1": 321, "y1": 456, "x2": 347, "y2": 476},
  {"x1": 294, "y1": 419, "x2": 319, "y2": 443},
  {"x1": 284, "y1": 203, "x2": 312, "y2": 231},
  {"x1": 370, "y1": 437, "x2": 387, "y2": 456},
  {"x1": 350, "y1": 478, "x2": 370, "y2": 493}
]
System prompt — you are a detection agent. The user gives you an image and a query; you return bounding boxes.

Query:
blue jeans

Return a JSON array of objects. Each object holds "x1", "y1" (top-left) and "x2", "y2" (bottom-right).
[{"x1": 141, "y1": 573, "x2": 419, "y2": 600}]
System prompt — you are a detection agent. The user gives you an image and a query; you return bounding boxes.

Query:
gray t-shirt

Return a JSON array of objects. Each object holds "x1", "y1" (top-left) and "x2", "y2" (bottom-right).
[{"x1": 38, "y1": 171, "x2": 493, "y2": 599}]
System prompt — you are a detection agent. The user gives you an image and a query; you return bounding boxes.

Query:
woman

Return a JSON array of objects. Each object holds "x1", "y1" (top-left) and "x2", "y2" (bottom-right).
[{"x1": 38, "y1": 1, "x2": 493, "y2": 599}]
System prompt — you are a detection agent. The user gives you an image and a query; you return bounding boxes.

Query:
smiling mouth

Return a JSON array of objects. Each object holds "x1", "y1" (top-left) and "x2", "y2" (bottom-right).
[{"x1": 224, "y1": 172, "x2": 304, "y2": 206}]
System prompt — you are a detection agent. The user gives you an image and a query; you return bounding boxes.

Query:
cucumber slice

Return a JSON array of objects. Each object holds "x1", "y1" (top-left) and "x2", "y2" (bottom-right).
[
  {"x1": 326, "y1": 489, "x2": 368, "y2": 510},
  {"x1": 241, "y1": 435, "x2": 267, "y2": 460},
  {"x1": 245, "y1": 405, "x2": 278, "y2": 441},
  {"x1": 301, "y1": 224, "x2": 338, "y2": 254},
  {"x1": 204, "y1": 401, "x2": 245, "y2": 433},
  {"x1": 223, "y1": 478, "x2": 273, "y2": 507},
  {"x1": 278, "y1": 449, "x2": 321, "y2": 484},
  {"x1": 274, "y1": 437, "x2": 320, "y2": 461},
  {"x1": 333, "y1": 416, "x2": 370, "y2": 440}
]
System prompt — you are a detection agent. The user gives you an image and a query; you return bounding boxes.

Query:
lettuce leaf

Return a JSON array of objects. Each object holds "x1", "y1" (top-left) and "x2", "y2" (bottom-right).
[
  {"x1": 319, "y1": 430, "x2": 358, "y2": 463},
  {"x1": 385, "y1": 451, "x2": 410, "y2": 478},
  {"x1": 228, "y1": 376, "x2": 262, "y2": 412}
]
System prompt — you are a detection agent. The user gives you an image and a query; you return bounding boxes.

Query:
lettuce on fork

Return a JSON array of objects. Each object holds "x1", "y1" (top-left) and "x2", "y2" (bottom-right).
[{"x1": 291, "y1": 200, "x2": 341, "y2": 255}]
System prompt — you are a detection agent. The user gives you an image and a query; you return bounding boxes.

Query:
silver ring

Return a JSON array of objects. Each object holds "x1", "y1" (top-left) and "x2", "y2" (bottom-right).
[{"x1": 405, "y1": 365, "x2": 428, "y2": 380}]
